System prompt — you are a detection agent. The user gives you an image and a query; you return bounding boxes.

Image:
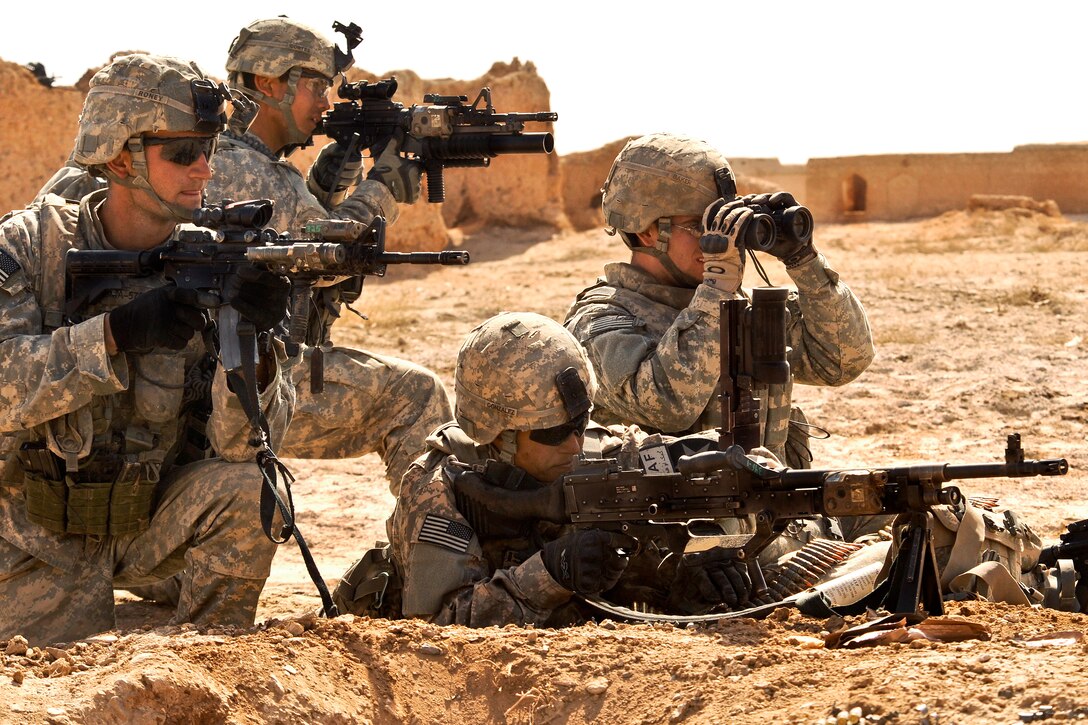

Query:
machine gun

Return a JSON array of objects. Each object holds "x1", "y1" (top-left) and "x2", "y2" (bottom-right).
[
  {"x1": 559, "y1": 291, "x2": 1068, "y2": 620},
  {"x1": 453, "y1": 289, "x2": 1069, "y2": 620},
  {"x1": 317, "y1": 78, "x2": 556, "y2": 203}
]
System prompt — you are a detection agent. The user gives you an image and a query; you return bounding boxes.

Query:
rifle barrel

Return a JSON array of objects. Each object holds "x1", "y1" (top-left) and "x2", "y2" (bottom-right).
[{"x1": 377, "y1": 251, "x2": 470, "y2": 266}]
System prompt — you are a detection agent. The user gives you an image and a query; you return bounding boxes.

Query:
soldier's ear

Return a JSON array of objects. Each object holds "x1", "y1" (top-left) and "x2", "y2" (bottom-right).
[
  {"x1": 634, "y1": 223, "x2": 658, "y2": 248},
  {"x1": 104, "y1": 147, "x2": 134, "y2": 179},
  {"x1": 252, "y1": 73, "x2": 282, "y2": 101}
]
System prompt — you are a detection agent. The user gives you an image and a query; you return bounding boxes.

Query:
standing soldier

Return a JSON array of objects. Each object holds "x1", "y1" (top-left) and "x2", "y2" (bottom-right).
[{"x1": 0, "y1": 54, "x2": 294, "y2": 646}]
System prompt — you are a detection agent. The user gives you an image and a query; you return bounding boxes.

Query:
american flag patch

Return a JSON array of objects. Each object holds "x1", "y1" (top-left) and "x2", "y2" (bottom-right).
[
  {"x1": 585, "y1": 315, "x2": 640, "y2": 337},
  {"x1": 418, "y1": 514, "x2": 474, "y2": 554},
  {"x1": 0, "y1": 250, "x2": 21, "y2": 286}
]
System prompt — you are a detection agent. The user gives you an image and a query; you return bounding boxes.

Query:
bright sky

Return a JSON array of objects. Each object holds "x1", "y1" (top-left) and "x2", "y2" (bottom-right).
[{"x1": 4, "y1": 1, "x2": 1086, "y2": 163}]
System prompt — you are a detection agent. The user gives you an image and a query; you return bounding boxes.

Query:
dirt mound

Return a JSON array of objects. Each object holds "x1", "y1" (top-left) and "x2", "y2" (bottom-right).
[
  {"x1": 5, "y1": 604, "x2": 1088, "y2": 724},
  {"x1": 968, "y1": 194, "x2": 1062, "y2": 217}
]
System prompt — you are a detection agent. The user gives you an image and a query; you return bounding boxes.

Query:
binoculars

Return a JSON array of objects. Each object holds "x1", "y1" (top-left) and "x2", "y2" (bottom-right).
[
  {"x1": 741, "y1": 200, "x2": 814, "y2": 253},
  {"x1": 705, "y1": 193, "x2": 818, "y2": 252}
]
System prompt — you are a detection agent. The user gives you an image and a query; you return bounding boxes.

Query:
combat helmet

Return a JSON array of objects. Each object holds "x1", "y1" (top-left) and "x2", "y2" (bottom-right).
[
  {"x1": 226, "y1": 17, "x2": 354, "y2": 149},
  {"x1": 601, "y1": 133, "x2": 734, "y2": 286},
  {"x1": 455, "y1": 312, "x2": 597, "y2": 454},
  {"x1": 74, "y1": 53, "x2": 236, "y2": 221}
]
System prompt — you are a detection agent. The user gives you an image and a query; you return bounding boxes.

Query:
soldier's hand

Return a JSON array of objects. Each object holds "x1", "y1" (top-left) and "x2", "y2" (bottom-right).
[
  {"x1": 667, "y1": 547, "x2": 752, "y2": 614},
  {"x1": 223, "y1": 265, "x2": 291, "y2": 333},
  {"x1": 310, "y1": 140, "x2": 364, "y2": 194},
  {"x1": 366, "y1": 129, "x2": 423, "y2": 204},
  {"x1": 541, "y1": 529, "x2": 632, "y2": 596},
  {"x1": 698, "y1": 198, "x2": 751, "y2": 292},
  {"x1": 745, "y1": 191, "x2": 817, "y2": 267},
  {"x1": 108, "y1": 285, "x2": 208, "y2": 353}
]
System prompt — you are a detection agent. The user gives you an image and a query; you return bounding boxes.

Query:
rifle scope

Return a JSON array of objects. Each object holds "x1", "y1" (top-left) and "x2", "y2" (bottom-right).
[
  {"x1": 192, "y1": 199, "x2": 274, "y2": 230},
  {"x1": 338, "y1": 78, "x2": 398, "y2": 101}
]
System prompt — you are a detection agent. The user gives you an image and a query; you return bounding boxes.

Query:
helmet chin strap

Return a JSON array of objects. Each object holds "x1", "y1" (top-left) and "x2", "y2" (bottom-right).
[
  {"x1": 624, "y1": 220, "x2": 702, "y2": 289},
  {"x1": 240, "y1": 67, "x2": 313, "y2": 154},
  {"x1": 495, "y1": 430, "x2": 519, "y2": 464},
  {"x1": 108, "y1": 138, "x2": 197, "y2": 223}
]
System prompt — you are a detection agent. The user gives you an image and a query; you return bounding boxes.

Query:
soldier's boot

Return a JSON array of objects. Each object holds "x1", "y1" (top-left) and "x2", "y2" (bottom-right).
[{"x1": 124, "y1": 574, "x2": 182, "y2": 606}]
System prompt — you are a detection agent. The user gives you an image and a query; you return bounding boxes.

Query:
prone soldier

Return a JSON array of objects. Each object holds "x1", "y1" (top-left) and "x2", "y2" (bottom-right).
[{"x1": 332, "y1": 313, "x2": 1082, "y2": 625}]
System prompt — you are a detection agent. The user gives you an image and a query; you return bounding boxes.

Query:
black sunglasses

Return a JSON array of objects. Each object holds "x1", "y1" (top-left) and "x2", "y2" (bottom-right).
[
  {"x1": 528, "y1": 411, "x2": 590, "y2": 447},
  {"x1": 142, "y1": 136, "x2": 218, "y2": 166}
]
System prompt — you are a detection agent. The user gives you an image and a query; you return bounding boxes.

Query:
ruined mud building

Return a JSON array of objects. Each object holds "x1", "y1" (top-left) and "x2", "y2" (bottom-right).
[{"x1": 3, "y1": 58, "x2": 1085, "y2": 240}]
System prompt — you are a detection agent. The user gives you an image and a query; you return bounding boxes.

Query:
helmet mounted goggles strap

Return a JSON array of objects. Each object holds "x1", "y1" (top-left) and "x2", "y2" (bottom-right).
[{"x1": 555, "y1": 367, "x2": 590, "y2": 419}]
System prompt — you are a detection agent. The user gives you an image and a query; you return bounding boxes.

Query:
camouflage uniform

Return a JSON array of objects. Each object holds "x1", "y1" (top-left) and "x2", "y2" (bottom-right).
[
  {"x1": 388, "y1": 422, "x2": 680, "y2": 626},
  {"x1": 207, "y1": 130, "x2": 451, "y2": 490},
  {"x1": 564, "y1": 133, "x2": 874, "y2": 468},
  {"x1": 0, "y1": 190, "x2": 291, "y2": 645},
  {"x1": 564, "y1": 257, "x2": 875, "y2": 465},
  {"x1": 33, "y1": 27, "x2": 453, "y2": 491}
]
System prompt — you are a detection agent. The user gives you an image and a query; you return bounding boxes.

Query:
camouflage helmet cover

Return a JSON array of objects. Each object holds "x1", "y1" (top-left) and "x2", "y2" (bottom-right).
[
  {"x1": 601, "y1": 132, "x2": 732, "y2": 234},
  {"x1": 74, "y1": 54, "x2": 228, "y2": 167},
  {"x1": 226, "y1": 17, "x2": 341, "y2": 81},
  {"x1": 455, "y1": 312, "x2": 598, "y2": 445}
]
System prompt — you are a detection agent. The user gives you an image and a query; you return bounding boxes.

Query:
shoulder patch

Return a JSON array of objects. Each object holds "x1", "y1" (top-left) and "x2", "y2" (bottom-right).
[
  {"x1": 0, "y1": 249, "x2": 25, "y2": 293},
  {"x1": 585, "y1": 315, "x2": 642, "y2": 337},
  {"x1": 417, "y1": 514, "x2": 474, "y2": 554}
]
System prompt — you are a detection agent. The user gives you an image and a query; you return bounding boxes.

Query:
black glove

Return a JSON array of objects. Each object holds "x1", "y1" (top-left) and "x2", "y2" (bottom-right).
[
  {"x1": 743, "y1": 191, "x2": 817, "y2": 267},
  {"x1": 667, "y1": 548, "x2": 752, "y2": 614},
  {"x1": 222, "y1": 265, "x2": 291, "y2": 333},
  {"x1": 541, "y1": 529, "x2": 632, "y2": 596},
  {"x1": 109, "y1": 285, "x2": 208, "y2": 353},
  {"x1": 366, "y1": 129, "x2": 423, "y2": 204},
  {"x1": 310, "y1": 140, "x2": 364, "y2": 194}
]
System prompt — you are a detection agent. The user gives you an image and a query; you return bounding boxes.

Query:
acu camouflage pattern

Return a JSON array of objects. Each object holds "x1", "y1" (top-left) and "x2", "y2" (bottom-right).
[
  {"x1": 0, "y1": 193, "x2": 291, "y2": 645},
  {"x1": 208, "y1": 129, "x2": 400, "y2": 233},
  {"x1": 453, "y1": 311, "x2": 598, "y2": 445},
  {"x1": 601, "y1": 133, "x2": 729, "y2": 235},
  {"x1": 563, "y1": 255, "x2": 875, "y2": 465},
  {"x1": 226, "y1": 17, "x2": 342, "y2": 80},
  {"x1": 382, "y1": 424, "x2": 1062, "y2": 626},
  {"x1": 73, "y1": 54, "x2": 225, "y2": 168},
  {"x1": 390, "y1": 434, "x2": 572, "y2": 626},
  {"x1": 209, "y1": 130, "x2": 450, "y2": 492}
]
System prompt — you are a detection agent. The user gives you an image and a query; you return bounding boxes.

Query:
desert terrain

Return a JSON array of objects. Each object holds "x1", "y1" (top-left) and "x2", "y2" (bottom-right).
[{"x1": 0, "y1": 204, "x2": 1085, "y2": 724}]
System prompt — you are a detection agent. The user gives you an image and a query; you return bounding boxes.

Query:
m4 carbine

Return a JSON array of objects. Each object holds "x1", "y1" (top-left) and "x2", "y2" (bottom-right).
[
  {"x1": 65, "y1": 199, "x2": 468, "y2": 404},
  {"x1": 318, "y1": 78, "x2": 556, "y2": 203}
]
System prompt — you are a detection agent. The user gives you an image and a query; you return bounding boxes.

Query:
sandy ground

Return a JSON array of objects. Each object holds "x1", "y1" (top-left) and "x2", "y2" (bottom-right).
[{"x1": 2, "y1": 207, "x2": 1087, "y2": 724}]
